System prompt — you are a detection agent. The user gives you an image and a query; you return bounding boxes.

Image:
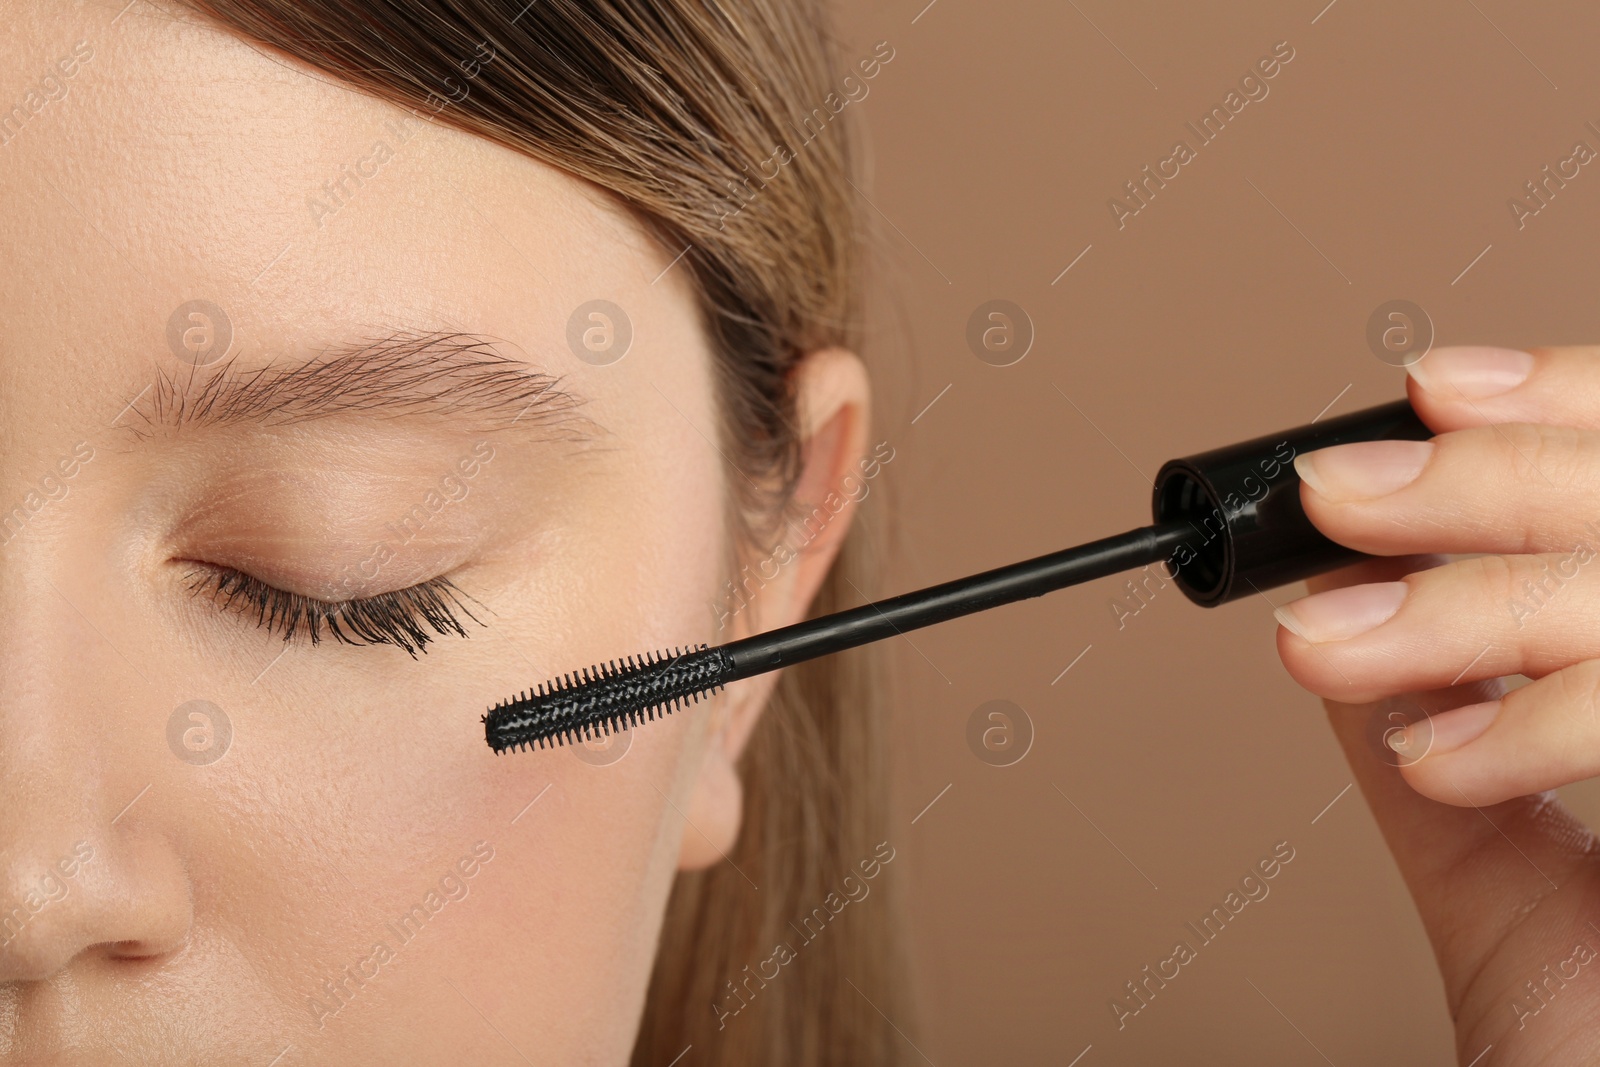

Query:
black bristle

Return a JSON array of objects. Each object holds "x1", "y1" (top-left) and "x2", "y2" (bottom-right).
[{"x1": 484, "y1": 644, "x2": 737, "y2": 754}]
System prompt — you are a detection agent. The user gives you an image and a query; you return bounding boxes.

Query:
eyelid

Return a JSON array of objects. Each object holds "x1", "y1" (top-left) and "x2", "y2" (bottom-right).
[
  {"x1": 171, "y1": 522, "x2": 479, "y2": 602},
  {"x1": 183, "y1": 562, "x2": 484, "y2": 658}
]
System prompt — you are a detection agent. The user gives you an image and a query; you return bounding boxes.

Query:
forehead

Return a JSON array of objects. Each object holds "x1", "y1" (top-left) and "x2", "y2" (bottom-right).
[{"x1": 0, "y1": 0, "x2": 707, "y2": 441}]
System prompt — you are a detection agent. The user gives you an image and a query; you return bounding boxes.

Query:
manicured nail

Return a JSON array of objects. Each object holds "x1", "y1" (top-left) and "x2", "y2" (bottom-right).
[
  {"x1": 1389, "y1": 700, "x2": 1499, "y2": 758},
  {"x1": 1294, "y1": 440, "x2": 1433, "y2": 501},
  {"x1": 1274, "y1": 581, "x2": 1407, "y2": 643},
  {"x1": 1409, "y1": 346, "x2": 1533, "y2": 400}
]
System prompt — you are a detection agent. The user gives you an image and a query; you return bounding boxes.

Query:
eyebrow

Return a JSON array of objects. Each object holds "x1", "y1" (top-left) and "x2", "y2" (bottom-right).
[{"x1": 125, "y1": 331, "x2": 597, "y2": 442}]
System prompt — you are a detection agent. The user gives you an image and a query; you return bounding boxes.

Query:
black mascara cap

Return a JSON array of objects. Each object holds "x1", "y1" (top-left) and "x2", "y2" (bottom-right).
[{"x1": 1152, "y1": 398, "x2": 1432, "y2": 606}]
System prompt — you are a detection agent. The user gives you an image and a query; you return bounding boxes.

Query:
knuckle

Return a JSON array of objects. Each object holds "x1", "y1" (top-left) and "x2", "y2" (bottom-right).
[
  {"x1": 1454, "y1": 554, "x2": 1526, "y2": 615},
  {"x1": 1458, "y1": 551, "x2": 1599, "y2": 649},
  {"x1": 1550, "y1": 659, "x2": 1600, "y2": 720},
  {"x1": 1501, "y1": 422, "x2": 1592, "y2": 489}
]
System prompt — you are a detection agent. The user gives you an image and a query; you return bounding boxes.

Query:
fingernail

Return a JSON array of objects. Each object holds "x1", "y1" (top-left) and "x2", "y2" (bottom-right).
[
  {"x1": 1390, "y1": 700, "x2": 1500, "y2": 758},
  {"x1": 1409, "y1": 345, "x2": 1533, "y2": 399},
  {"x1": 1274, "y1": 581, "x2": 1407, "y2": 642},
  {"x1": 1294, "y1": 440, "x2": 1433, "y2": 501}
]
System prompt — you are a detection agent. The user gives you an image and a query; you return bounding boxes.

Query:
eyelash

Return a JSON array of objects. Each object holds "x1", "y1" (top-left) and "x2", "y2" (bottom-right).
[{"x1": 184, "y1": 564, "x2": 484, "y2": 657}]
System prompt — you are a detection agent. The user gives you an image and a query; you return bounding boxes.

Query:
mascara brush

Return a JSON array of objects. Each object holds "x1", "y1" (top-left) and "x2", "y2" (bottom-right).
[{"x1": 485, "y1": 398, "x2": 1429, "y2": 754}]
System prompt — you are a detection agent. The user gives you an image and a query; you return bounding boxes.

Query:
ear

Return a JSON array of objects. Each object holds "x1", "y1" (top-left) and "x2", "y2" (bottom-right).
[{"x1": 676, "y1": 346, "x2": 872, "y2": 870}]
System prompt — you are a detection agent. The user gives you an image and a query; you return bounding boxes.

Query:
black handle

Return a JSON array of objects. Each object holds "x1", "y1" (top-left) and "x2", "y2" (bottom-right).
[{"x1": 1151, "y1": 399, "x2": 1431, "y2": 606}]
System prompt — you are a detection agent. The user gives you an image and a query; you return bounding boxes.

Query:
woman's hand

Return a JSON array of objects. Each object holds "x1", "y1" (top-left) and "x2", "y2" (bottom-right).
[
  {"x1": 1281, "y1": 346, "x2": 1600, "y2": 803},
  {"x1": 1276, "y1": 346, "x2": 1600, "y2": 1065}
]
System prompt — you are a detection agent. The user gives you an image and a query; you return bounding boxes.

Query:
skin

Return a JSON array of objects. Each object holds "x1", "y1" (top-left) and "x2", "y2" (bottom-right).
[
  {"x1": 0, "y1": 2, "x2": 869, "y2": 1063},
  {"x1": 1277, "y1": 346, "x2": 1600, "y2": 1064}
]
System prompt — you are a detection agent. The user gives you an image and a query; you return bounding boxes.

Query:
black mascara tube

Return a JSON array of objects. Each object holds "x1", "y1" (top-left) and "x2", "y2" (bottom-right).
[{"x1": 486, "y1": 397, "x2": 1434, "y2": 752}]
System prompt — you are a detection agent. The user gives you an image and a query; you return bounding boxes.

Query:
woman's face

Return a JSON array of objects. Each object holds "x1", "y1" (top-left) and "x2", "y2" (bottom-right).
[{"x1": 0, "y1": 4, "x2": 777, "y2": 1062}]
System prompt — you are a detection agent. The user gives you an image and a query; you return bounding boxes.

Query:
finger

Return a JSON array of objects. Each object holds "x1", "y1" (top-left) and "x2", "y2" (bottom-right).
[
  {"x1": 1294, "y1": 421, "x2": 1600, "y2": 556},
  {"x1": 1276, "y1": 550, "x2": 1600, "y2": 703},
  {"x1": 1329, "y1": 684, "x2": 1600, "y2": 1052},
  {"x1": 1390, "y1": 656, "x2": 1600, "y2": 807},
  {"x1": 1294, "y1": 556, "x2": 1599, "y2": 1017},
  {"x1": 1405, "y1": 344, "x2": 1600, "y2": 433}
]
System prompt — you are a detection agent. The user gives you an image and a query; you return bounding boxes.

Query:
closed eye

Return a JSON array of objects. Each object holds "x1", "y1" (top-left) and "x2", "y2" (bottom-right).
[{"x1": 183, "y1": 563, "x2": 485, "y2": 658}]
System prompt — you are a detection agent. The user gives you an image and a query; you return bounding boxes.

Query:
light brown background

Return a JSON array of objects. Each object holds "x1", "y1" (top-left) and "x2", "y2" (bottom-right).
[{"x1": 829, "y1": 1, "x2": 1600, "y2": 1063}]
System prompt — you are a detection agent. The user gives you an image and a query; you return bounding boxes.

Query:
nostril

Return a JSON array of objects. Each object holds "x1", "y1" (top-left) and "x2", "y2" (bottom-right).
[{"x1": 101, "y1": 936, "x2": 188, "y2": 965}]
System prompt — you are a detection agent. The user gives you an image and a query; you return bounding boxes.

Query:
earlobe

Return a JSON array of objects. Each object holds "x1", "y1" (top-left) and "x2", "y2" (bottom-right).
[{"x1": 676, "y1": 714, "x2": 745, "y2": 871}]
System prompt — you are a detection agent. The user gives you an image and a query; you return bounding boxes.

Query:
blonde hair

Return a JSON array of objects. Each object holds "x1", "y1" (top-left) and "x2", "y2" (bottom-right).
[{"x1": 173, "y1": 1, "x2": 907, "y2": 1062}]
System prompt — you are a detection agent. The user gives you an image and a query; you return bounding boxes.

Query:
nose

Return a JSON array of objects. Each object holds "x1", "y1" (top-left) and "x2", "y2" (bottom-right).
[
  {"x1": 0, "y1": 556, "x2": 194, "y2": 983},
  {"x1": 0, "y1": 817, "x2": 192, "y2": 983}
]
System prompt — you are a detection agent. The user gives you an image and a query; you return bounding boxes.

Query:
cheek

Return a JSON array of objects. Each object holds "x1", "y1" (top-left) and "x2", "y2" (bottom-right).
[{"x1": 190, "y1": 599, "x2": 709, "y2": 1057}]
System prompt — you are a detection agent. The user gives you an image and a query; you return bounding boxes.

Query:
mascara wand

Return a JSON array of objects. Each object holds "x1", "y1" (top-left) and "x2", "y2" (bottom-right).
[{"x1": 485, "y1": 398, "x2": 1430, "y2": 754}]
